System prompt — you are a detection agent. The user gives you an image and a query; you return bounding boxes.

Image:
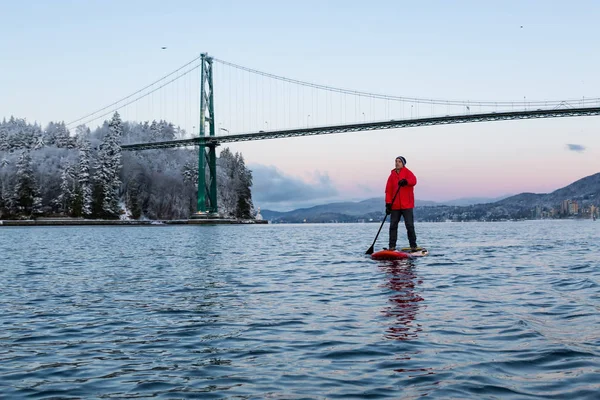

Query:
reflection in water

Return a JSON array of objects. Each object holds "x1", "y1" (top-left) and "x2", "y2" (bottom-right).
[
  {"x1": 379, "y1": 260, "x2": 434, "y2": 382},
  {"x1": 379, "y1": 260, "x2": 424, "y2": 341}
]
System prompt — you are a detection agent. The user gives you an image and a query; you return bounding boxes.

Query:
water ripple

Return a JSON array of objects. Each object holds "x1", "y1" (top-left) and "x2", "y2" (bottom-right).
[{"x1": 1, "y1": 221, "x2": 599, "y2": 398}]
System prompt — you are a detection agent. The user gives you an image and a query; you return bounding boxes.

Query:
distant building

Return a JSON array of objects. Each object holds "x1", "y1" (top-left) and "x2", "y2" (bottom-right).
[
  {"x1": 569, "y1": 201, "x2": 579, "y2": 215},
  {"x1": 561, "y1": 200, "x2": 571, "y2": 215},
  {"x1": 560, "y1": 200, "x2": 579, "y2": 216}
]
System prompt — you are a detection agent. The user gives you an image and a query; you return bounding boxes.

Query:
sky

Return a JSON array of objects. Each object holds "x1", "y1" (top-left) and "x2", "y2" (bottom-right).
[{"x1": 2, "y1": 1, "x2": 600, "y2": 211}]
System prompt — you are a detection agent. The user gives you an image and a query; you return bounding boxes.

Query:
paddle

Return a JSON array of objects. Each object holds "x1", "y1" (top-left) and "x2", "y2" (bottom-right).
[{"x1": 365, "y1": 183, "x2": 402, "y2": 255}]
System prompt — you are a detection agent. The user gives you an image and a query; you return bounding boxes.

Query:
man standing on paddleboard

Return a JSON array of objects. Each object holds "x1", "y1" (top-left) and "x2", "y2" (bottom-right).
[{"x1": 385, "y1": 156, "x2": 418, "y2": 251}]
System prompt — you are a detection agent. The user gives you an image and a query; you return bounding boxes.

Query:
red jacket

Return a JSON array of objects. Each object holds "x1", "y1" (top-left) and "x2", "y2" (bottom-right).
[{"x1": 385, "y1": 167, "x2": 417, "y2": 210}]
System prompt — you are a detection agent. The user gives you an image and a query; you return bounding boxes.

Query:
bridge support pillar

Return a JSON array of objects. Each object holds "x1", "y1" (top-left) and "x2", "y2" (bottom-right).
[{"x1": 193, "y1": 53, "x2": 219, "y2": 218}]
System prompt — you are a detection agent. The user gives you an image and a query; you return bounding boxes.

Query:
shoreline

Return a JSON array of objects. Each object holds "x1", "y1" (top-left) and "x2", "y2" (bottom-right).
[{"x1": 0, "y1": 218, "x2": 268, "y2": 226}]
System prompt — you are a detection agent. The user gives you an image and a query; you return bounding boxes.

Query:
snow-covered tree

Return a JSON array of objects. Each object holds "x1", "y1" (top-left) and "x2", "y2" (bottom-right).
[
  {"x1": 0, "y1": 115, "x2": 255, "y2": 220},
  {"x1": 214, "y1": 148, "x2": 254, "y2": 219},
  {"x1": 57, "y1": 122, "x2": 72, "y2": 148},
  {"x1": 94, "y1": 112, "x2": 123, "y2": 218},
  {"x1": 75, "y1": 124, "x2": 91, "y2": 141},
  {"x1": 42, "y1": 122, "x2": 58, "y2": 147},
  {"x1": 45, "y1": 121, "x2": 72, "y2": 149},
  {"x1": 13, "y1": 150, "x2": 42, "y2": 216},
  {"x1": 216, "y1": 148, "x2": 237, "y2": 216},
  {"x1": 0, "y1": 157, "x2": 13, "y2": 217},
  {"x1": 8, "y1": 118, "x2": 43, "y2": 150},
  {"x1": 0, "y1": 175, "x2": 7, "y2": 218},
  {"x1": 182, "y1": 160, "x2": 198, "y2": 185},
  {"x1": 54, "y1": 161, "x2": 75, "y2": 214},
  {"x1": 149, "y1": 120, "x2": 160, "y2": 141},
  {"x1": 234, "y1": 152, "x2": 254, "y2": 219},
  {"x1": 77, "y1": 137, "x2": 93, "y2": 217},
  {"x1": 0, "y1": 126, "x2": 9, "y2": 151},
  {"x1": 0, "y1": 193, "x2": 5, "y2": 218}
]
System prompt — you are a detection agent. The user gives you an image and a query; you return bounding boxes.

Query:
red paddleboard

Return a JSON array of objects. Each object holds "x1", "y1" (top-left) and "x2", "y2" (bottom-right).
[{"x1": 370, "y1": 249, "x2": 413, "y2": 260}]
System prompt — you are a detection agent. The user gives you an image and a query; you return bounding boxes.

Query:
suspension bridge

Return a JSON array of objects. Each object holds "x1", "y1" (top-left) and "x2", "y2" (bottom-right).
[{"x1": 67, "y1": 53, "x2": 600, "y2": 217}]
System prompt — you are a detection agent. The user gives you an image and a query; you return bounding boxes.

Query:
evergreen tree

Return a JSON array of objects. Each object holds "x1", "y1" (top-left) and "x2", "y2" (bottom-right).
[
  {"x1": 0, "y1": 186, "x2": 5, "y2": 218},
  {"x1": 213, "y1": 148, "x2": 255, "y2": 219},
  {"x1": 75, "y1": 124, "x2": 91, "y2": 141},
  {"x1": 182, "y1": 160, "x2": 198, "y2": 185},
  {"x1": 95, "y1": 112, "x2": 123, "y2": 218},
  {"x1": 78, "y1": 137, "x2": 93, "y2": 217},
  {"x1": 0, "y1": 126, "x2": 9, "y2": 151},
  {"x1": 54, "y1": 161, "x2": 74, "y2": 214},
  {"x1": 42, "y1": 122, "x2": 59, "y2": 147},
  {"x1": 216, "y1": 148, "x2": 237, "y2": 216},
  {"x1": 0, "y1": 159, "x2": 9, "y2": 217},
  {"x1": 234, "y1": 152, "x2": 254, "y2": 219},
  {"x1": 91, "y1": 182, "x2": 104, "y2": 218},
  {"x1": 126, "y1": 184, "x2": 142, "y2": 219},
  {"x1": 157, "y1": 120, "x2": 176, "y2": 140},
  {"x1": 52, "y1": 122, "x2": 72, "y2": 148},
  {"x1": 13, "y1": 150, "x2": 41, "y2": 216},
  {"x1": 9, "y1": 119, "x2": 42, "y2": 150},
  {"x1": 38, "y1": 122, "x2": 66, "y2": 149},
  {"x1": 150, "y1": 120, "x2": 160, "y2": 141}
]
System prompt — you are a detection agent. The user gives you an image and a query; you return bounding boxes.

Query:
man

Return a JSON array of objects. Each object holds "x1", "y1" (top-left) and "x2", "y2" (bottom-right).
[{"x1": 385, "y1": 156, "x2": 418, "y2": 251}]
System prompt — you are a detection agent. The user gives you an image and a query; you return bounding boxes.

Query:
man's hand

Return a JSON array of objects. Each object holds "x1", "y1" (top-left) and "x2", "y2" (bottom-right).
[
  {"x1": 385, "y1": 203, "x2": 392, "y2": 215},
  {"x1": 398, "y1": 179, "x2": 408, "y2": 187}
]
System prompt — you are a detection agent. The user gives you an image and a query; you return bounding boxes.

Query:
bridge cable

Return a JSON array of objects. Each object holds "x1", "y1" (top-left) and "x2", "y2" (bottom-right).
[
  {"x1": 67, "y1": 55, "x2": 201, "y2": 128},
  {"x1": 213, "y1": 57, "x2": 599, "y2": 108},
  {"x1": 75, "y1": 63, "x2": 201, "y2": 129}
]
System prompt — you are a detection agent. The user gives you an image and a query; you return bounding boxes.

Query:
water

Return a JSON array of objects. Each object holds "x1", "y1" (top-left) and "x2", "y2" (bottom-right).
[{"x1": 1, "y1": 221, "x2": 598, "y2": 399}]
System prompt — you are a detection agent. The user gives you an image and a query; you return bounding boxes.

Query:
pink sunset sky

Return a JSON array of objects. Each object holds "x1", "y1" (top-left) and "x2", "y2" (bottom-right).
[{"x1": 232, "y1": 114, "x2": 599, "y2": 210}]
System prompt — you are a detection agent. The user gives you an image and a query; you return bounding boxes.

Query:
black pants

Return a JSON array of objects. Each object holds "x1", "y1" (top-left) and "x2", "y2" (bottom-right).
[{"x1": 389, "y1": 208, "x2": 417, "y2": 249}]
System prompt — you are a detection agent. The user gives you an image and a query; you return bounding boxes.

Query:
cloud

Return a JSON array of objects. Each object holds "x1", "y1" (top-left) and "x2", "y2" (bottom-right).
[
  {"x1": 566, "y1": 143, "x2": 586, "y2": 153},
  {"x1": 249, "y1": 164, "x2": 338, "y2": 210}
]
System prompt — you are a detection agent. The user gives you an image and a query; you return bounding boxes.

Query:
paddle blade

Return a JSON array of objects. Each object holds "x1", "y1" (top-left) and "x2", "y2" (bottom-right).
[{"x1": 365, "y1": 245, "x2": 374, "y2": 255}]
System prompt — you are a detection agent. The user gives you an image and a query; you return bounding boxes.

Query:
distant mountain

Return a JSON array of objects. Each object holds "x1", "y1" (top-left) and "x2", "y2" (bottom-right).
[
  {"x1": 261, "y1": 197, "x2": 439, "y2": 223},
  {"x1": 441, "y1": 195, "x2": 512, "y2": 206},
  {"x1": 260, "y1": 173, "x2": 600, "y2": 223},
  {"x1": 415, "y1": 172, "x2": 600, "y2": 222},
  {"x1": 497, "y1": 173, "x2": 600, "y2": 207}
]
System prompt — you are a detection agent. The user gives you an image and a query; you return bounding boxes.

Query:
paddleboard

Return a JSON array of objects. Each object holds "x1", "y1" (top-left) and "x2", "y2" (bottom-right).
[
  {"x1": 370, "y1": 247, "x2": 429, "y2": 260},
  {"x1": 370, "y1": 249, "x2": 412, "y2": 260},
  {"x1": 400, "y1": 247, "x2": 429, "y2": 257}
]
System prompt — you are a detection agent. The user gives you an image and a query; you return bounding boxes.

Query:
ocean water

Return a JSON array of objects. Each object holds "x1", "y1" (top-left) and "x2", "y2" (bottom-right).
[{"x1": 1, "y1": 221, "x2": 598, "y2": 399}]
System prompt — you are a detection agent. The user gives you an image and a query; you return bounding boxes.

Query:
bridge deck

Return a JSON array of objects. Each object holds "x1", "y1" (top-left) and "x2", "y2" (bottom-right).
[{"x1": 122, "y1": 107, "x2": 600, "y2": 151}]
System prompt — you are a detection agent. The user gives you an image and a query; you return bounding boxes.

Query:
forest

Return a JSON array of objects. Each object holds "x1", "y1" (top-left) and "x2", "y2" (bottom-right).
[{"x1": 0, "y1": 113, "x2": 254, "y2": 220}]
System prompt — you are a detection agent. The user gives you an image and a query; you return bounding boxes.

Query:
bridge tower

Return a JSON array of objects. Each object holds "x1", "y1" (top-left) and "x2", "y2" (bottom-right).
[{"x1": 194, "y1": 53, "x2": 219, "y2": 217}]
